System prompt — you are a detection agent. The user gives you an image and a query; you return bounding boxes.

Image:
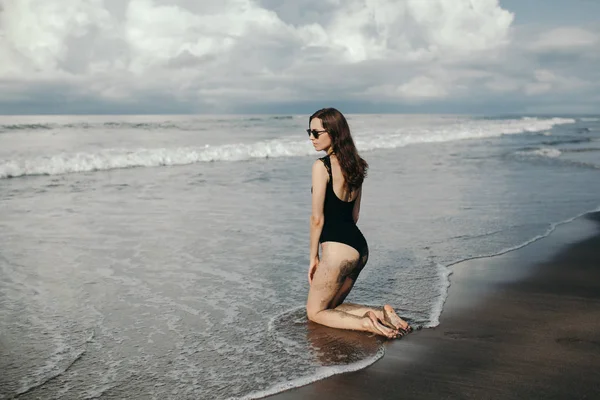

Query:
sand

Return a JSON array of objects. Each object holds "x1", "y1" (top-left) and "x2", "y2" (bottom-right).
[{"x1": 269, "y1": 212, "x2": 600, "y2": 399}]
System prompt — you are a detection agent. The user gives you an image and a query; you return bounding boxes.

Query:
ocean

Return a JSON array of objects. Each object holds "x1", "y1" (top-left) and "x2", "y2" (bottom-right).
[{"x1": 1, "y1": 114, "x2": 599, "y2": 399}]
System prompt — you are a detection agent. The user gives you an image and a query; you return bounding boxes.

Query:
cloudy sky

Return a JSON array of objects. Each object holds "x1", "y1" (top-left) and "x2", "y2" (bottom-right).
[{"x1": 0, "y1": 0, "x2": 598, "y2": 115}]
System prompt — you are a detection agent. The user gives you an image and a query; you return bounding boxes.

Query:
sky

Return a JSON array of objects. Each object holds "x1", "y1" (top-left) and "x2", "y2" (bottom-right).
[{"x1": 0, "y1": 0, "x2": 599, "y2": 115}]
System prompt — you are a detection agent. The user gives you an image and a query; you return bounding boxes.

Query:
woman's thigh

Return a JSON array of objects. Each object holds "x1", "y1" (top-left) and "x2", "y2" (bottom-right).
[{"x1": 306, "y1": 242, "x2": 361, "y2": 314}]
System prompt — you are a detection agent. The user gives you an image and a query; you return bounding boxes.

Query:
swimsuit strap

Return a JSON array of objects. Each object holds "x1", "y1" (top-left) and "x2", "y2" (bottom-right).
[{"x1": 319, "y1": 155, "x2": 333, "y2": 183}]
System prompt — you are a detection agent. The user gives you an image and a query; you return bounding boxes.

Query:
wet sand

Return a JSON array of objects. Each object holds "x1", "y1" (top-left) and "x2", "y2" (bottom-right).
[{"x1": 270, "y1": 212, "x2": 600, "y2": 399}]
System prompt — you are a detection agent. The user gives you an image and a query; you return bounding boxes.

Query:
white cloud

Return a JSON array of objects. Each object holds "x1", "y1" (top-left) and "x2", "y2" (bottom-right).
[
  {"x1": 125, "y1": 0, "x2": 287, "y2": 72},
  {"x1": 406, "y1": 0, "x2": 513, "y2": 53},
  {"x1": 366, "y1": 76, "x2": 448, "y2": 101},
  {"x1": 299, "y1": 0, "x2": 514, "y2": 62},
  {"x1": 524, "y1": 82, "x2": 552, "y2": 96},
  {"x1": 400, "y1": 76, "x2": 448, "y2": 99},
  {"x1": 1, "y1": 0, "x2": 113, "y2": 72},
  {"x1": 484, "y1": 76, "x2": 520, "y2": 93},
  {"x1": 529, "y1": 27, "x2": 599, "y2": 52},
  {"x1": 0, "y1": 0, "x2": 597, "y2": 113},
  {"x1": 524, "y1": 69, "x2": 588, "y2": 96}
]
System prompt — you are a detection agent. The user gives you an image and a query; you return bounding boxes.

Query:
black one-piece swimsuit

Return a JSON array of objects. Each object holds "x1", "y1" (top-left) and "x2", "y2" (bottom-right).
[{"x1": 316, "y1": 155, "x2": 369, "y2": 280}]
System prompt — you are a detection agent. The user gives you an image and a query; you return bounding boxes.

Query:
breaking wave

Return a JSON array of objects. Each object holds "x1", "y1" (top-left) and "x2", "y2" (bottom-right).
[{"x1": 0, "y1": 117, "x2": 576, "y2": 179}]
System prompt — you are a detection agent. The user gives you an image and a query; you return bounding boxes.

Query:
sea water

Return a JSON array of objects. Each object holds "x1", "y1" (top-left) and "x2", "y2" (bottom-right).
[{"x1": 1, "y1": 114, "x2": 599, "y2": 399}]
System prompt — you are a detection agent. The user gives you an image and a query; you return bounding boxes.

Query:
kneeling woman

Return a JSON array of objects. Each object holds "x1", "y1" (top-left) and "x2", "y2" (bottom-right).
[{"x1": 306, "y1": 108, "x2": 411, "y2": 339}]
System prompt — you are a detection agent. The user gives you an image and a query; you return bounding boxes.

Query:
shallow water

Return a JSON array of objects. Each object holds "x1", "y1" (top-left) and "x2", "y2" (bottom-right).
[{"x1": 1, "y1": 114, "x2": 599, "y2": 399}]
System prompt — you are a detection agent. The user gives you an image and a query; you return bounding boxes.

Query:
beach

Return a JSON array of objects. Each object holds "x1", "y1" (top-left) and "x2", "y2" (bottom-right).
[
  {"x1": 1, "y1": 114, "x2": 599, "y2": 399},
  {"x1": 2, "y1": 0, "x2": 600, "y2": 395},
  {"x1": 270, "y1": 212, "x2": 600, "y2": 399}
]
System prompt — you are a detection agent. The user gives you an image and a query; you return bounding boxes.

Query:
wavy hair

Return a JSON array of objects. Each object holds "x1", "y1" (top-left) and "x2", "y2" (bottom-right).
[{"x1": 309, "y1": 108, "x2": 368, "y2": 192}]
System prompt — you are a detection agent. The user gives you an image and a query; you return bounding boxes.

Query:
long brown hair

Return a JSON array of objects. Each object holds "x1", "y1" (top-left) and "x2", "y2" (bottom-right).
[{"x1": 309, "y1": 108, "x2": 368, "y2": 192}]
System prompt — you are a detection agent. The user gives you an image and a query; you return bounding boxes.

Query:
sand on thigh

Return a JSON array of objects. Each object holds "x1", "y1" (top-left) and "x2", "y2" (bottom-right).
[
  {"x1": 307, "y1": 242, "x2": 360, "y2": 311},
  {"x1": 306, "y1": 242, "x2": 398, "y2": 338}
]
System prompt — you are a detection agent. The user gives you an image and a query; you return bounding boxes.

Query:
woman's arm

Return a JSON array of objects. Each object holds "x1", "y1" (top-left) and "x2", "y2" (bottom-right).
[
  {"x1": 310, "y1": 160, "x2": 328, "y2": 261},
  {"x1": 352, "y1": 187, "x2": 362, "y2": 224}
]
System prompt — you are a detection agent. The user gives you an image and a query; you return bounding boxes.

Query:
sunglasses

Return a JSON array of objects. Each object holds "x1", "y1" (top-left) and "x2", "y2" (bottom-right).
[{"x1": 306, "y1": 129, "x2": 328, "y2": 139}]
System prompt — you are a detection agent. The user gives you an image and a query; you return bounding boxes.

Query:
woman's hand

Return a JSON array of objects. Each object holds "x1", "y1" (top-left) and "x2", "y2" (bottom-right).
[{"x1": 308, "y1": 256, "x2": 319, "y2": 285}]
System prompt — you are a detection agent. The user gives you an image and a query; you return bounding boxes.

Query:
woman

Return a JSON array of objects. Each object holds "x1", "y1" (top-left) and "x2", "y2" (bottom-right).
[{"x1": 306, "y1": 108, "x2": 411, "y2": 339}]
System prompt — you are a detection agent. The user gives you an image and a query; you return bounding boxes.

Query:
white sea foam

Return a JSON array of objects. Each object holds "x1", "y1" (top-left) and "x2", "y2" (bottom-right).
[
  {"x1": 516, "y1": 147, "x2": 562, "y2": 158},
  {"x1": 422, "y1": 264, "x2": 453, "y2": 329},
  {"x1": 453, "y1": 206, "x2": 600, "y2": 268},
  {"x1": 0, "y1": 115, "x2": 300, "y2": 133},
  {"x1": 0, "y1": 117, "x2": 576, "y2": 179},
  {"x1": 357, "y1": 117, "x2": 575, "y2": 151},
  {"x1": 267, "y1": 306, "x2": 307, "y2": 354},
  {"x1": 232, "y1": 347, "x2": 385, "y2": 400},
  {"x1": 417, "y1": 205, "x2": 600, "y2": 345}
]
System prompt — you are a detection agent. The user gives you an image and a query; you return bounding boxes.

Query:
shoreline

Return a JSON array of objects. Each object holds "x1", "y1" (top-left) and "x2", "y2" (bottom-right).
[{"x1": 268, "y1": 211, "x2": 600, "y2": 399}]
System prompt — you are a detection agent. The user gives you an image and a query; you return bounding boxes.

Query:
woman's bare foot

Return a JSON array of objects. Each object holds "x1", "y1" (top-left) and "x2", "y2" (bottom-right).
[
  {"x1": 383, "y1": 304, "x2": 411, "y2": 332},
  {"x1": 363, "y1": 311, "x2": 399, "y2": 339}
]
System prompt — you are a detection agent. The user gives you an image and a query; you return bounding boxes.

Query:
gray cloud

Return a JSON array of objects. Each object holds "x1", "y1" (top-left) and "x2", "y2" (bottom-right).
[{"x1": 0, "y1": 0, "x2": 597, "y2": 114}]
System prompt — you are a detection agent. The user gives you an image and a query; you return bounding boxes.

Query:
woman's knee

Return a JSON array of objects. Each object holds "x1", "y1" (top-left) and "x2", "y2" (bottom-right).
[{"x1": 306, "y1": 304, "x2": 321, "y2": 322}]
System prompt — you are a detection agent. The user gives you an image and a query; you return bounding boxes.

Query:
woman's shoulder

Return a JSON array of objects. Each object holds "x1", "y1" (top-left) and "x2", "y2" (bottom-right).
[
  {"x1": 312, "y1": 156, "x2": 331, "y2": 177},
  {"x1": 315, "y1": 155, "x2": 331, "y2": 167},
  {"x1": 312, "y1": 157, "x2": 328, "y2": 170}
]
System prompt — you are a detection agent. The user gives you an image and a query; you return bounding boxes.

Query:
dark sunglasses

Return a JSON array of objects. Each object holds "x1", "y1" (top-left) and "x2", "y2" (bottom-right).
[{"x1": 306, "y1": 129, "x2": 328, "y2": 138}]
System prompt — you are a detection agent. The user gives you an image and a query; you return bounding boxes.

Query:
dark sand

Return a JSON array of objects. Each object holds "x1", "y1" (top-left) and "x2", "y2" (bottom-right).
[{"x1": 271, "y1": 212, "x2": 600, "y2": 399}]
